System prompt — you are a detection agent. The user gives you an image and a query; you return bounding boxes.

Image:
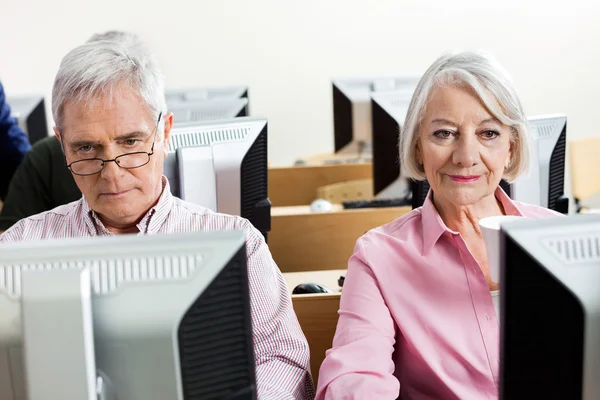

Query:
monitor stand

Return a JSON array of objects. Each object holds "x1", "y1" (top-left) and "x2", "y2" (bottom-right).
[{"x1": 21, "y1": 268, "x2": 98, "y2": 400}]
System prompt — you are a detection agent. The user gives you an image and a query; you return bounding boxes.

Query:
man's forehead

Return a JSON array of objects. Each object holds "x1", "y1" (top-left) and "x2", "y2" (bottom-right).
[{"x1": 60, "y1": 99, "x2": 154, "y2": 141}]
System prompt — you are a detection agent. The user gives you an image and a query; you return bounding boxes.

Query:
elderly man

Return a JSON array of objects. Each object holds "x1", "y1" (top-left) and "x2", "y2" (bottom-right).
[{"x1": 0, "y1": 35, "x2": 314, "y2": 399}]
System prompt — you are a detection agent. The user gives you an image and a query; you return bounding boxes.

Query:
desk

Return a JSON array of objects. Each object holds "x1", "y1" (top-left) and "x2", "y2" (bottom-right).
[
  {"x1": 284, "y1": 270, "x2": 346, "y2": 384},
  {"x1": 284, "y1": 269, "x2": 346, "y2": 295},
  {"x1": 268, "y1": 163, "x2": 372, "y2": 207},
  {"x1": 270, "y1": 205, "x2": 410, "y2": 272}
]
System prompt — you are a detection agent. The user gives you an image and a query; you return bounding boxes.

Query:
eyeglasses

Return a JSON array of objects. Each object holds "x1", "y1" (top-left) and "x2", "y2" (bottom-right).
[{"x1": 65, "y1": 113, "x2": 162, "y2": 176}]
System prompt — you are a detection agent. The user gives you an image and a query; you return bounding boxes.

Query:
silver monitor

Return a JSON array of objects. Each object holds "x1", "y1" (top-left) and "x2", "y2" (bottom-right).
[
  {"x1": 508, "y1": 114, "x2": 567, "y2": 211},
  {"x1": 332, "y1": 76, "x2": 419, "y2": 155},
  {"x1": 170, "y1": 98, "x2": 249, "y2": 123},
  {"x1": 370, "y1": 90, "x2": 413, "y2": 200},
  {"x1": 7, "y1": 95, "x2": 48, "y2": 145},
  {"x1": 165, "y1": 85, "x2": 248, "y2": 107},
  {"x1": 0, "y1": 231, "x2": 256, "y2": 400},
  {"x1": 500, "y1": 215, "x2": 600, "y2": 399},
  {"x1": 165, "y1": 117, "x2": 270, "y2": 235},
  {"x1": 170, "y1": 98, "x2": 249, "y2": 122}
]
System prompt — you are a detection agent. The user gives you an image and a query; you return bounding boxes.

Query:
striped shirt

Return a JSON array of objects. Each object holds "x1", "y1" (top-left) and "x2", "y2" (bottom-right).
[{"x1": 0, "y1": 177, "x2": 315, "y2": 400}]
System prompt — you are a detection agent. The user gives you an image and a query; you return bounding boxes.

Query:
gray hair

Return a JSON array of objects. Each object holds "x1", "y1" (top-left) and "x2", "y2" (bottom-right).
[
  {"x1": 86, "y1": 30, "x2": 138, "y2": 43},
  {"x1": 400, "y1": 51, "x2": 530, "y2": 183},
  {"x1": 52, "y1": 32, "x2": 166, "y2": 131}
]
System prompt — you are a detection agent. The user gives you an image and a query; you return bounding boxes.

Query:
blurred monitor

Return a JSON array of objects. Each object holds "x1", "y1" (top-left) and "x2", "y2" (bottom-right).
[
  {"x1": 370, "y1": 90, "x2": 413, "y2": 201},
  {"x1": 165, "y1": 117, "x2": 270, "y2": 237},
  {"x1": 332, "y1": 76, "x2": 419, "y2": 155},
  {"x1": 166, "y1": 85, "x2": 249, "y2": 111},
  {"x1": 8, "y1": 95, "x2": 48, "y2": 145},
  {"x1": 170, "y1": 98, "x2": 249, "y2": 123}
]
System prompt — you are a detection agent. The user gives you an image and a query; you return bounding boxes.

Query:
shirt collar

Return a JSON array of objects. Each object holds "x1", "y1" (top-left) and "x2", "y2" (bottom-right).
[
  {"x1": 81, "y1": 176, "x2": 174, "y2": 236},
  {"x1": 420, "y1": 185, "x2": 524, "y2": 256}
]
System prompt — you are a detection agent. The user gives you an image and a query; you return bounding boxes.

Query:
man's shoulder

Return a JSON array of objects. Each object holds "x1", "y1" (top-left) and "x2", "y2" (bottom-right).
[
  {"x1": 170, "y1": 197, "x2": 254, "y2": 231},
  {"x1": 0, "y1": 200, "x2": 83, "y2": 242},
  {"x1": 27, "y1": 200, "x2": 81, "y2": 220}
]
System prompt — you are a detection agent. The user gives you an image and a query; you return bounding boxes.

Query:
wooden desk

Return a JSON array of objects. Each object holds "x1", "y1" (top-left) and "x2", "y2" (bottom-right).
[
  {"x1": 570, "y1": 136, "x2": 600, "y2": 201},
  {"x1": 285, "y1": 270, "x2": 346, "y2": 385},
  {"x1": 270, "y1": 205, "x2": 410, "y2": 272},
  {"x1": 284, "y1": 269, "x2": 346, "y2": 295},
  {"x1": 298, "y1": 152, "x2": 372, "y2": 166},
  {"x1": 268, "y1": 163, "x2": 372, "y2": 207}
]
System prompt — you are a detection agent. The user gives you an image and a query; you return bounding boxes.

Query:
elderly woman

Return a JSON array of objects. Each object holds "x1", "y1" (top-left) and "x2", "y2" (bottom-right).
[{"x1": 316, "y1": 51, "x2": 561, "y2": 399}]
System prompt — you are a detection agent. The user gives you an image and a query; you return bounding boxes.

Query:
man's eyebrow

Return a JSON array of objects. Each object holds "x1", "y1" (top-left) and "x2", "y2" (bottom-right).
[
  {"x1": 114, "y1": 131, "x2": 150, "y2": 141},
  {"x1": 68, "y1": 139, "x2": 102, "y2": 150}
]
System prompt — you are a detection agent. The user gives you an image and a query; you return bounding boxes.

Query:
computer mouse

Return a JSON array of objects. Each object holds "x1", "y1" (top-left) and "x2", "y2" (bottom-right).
[
  {"x1": 310, "y1": 198, "x2": 333, "y2": 213},
  {"x1": 292, "y1": 283, "x2": 333, "y2": 295}
]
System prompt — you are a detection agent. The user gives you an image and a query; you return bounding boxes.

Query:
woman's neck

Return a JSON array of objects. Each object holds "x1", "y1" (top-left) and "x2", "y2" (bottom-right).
[{"x1": 433, "y1": 191, "x2": 506, "y2": 235}]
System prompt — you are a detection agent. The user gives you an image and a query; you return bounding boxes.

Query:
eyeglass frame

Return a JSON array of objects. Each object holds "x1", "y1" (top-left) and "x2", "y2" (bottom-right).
[{"x1": 62, "y1": 112, "x2": 163, "y2": 177}]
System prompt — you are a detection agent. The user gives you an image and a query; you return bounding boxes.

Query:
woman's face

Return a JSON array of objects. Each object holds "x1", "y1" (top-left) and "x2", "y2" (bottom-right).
[{"x1": 417, "y1": 85, "x2": 513, "y2": 207}]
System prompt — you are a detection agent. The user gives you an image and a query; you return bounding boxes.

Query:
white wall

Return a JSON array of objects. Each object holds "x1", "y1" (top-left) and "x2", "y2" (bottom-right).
[{"x1": 1, "y1": 0, "x2": 599, "y2": 167}]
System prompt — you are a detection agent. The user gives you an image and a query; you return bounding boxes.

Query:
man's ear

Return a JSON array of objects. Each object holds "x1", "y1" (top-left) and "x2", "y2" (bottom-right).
[
  {"x1": 161, "y1": 112, "x2": 174, "y2": 158},
  {"x1": 53, "y1": 127, "x2": 64, "y2": 152}
]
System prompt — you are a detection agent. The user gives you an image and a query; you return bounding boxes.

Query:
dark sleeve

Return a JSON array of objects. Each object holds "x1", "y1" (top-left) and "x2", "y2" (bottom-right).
[
  {"x1": 0, "y1": 138, "x2": 55, "y2": 230},
  {"x1": 0, "y1": 81, "x2": 32, "y2": 199}
]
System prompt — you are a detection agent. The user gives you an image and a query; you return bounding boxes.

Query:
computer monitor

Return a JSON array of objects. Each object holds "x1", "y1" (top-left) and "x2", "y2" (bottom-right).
[
  {"x1": 332, "y1": 76, "x2": 419, "y2": 155},
  {"x1": 506, "y1": 114, "x2": 568, "y2": 211},
  {"x1": 0, "y1": 230, "x2": 256, "y2": 400},
  {"x1": 166, "y1": 85, "x2": 249, "y2": 111},
  {"x1": 408, "y1": 115, "x2": 568, "y2": 212},
  {"x1": 165, "y1": 117, "x2": 271, "y2": 236},
  {"x1": 499, "y1": 215, "x2": 600, "y2": 399},
  {"x1": 370, "y1": 90, "x2": 413, "y2": 200},
  {"x1": 170, "y1": 98, "x2": 249, "y2": 122},
  {"x1": 7, "y1": 95, "x2": 49, "y2": 145}
]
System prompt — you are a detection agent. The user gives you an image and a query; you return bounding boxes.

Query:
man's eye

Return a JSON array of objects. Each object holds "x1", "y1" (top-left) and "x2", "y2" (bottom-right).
[
  {"x1": 124, "y1": 139, "x2": 139, "y2": 146},
  {"x1": 79, "y1": 145, "x2": 93, "y2": 152}
]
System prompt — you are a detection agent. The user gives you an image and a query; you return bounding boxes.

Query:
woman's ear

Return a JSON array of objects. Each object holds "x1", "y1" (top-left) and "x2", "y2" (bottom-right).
[
  {"x1": 505, "y1": 142, "x2": 514, "y2": 170},
  {"x1": 416, "y1": 143, "x2": 423, "y2": 166}
]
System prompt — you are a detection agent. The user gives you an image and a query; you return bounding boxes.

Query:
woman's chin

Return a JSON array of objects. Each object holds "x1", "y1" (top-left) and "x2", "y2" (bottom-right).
[{"x1": 440, "y1": 187, "x2": 490, "y2": 207}]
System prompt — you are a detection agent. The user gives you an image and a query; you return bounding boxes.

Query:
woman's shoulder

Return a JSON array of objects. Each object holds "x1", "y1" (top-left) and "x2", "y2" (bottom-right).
[
  {"x1": 513, "y1": 201, "x2": 565, "y2": 219},
  {"x1": 358, "y1": 207, "x2": 425, "y2": 248}
]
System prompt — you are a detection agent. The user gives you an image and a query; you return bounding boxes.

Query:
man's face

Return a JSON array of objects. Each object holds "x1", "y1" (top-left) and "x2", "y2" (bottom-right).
[{"x1": 55, "y1": 87, "x2": 173, "y2": 228}]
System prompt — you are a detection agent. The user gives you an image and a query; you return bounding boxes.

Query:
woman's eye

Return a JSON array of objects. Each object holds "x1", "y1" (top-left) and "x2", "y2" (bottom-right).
[
  {"x1": 481, "y1": 130, "x2": 500, "y2": 140},
  {"x1": 433, "y1": 130, "x2": 454, "y2": 139}
]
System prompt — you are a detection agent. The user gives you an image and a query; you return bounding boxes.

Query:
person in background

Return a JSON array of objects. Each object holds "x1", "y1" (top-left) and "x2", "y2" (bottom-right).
[
  {"x1": 0, "y1": 136, "x2": 80, "y2": 232},
  {"x1": 316, "y1": 51, "x2": 562, "y2": 400},
  {"x1": 0, "y1": 81, "x2": 31, "y2": 200},
  {"x1": 0, "y1": 31, "x2": 137, "y2": 233},
  {"x1": 0, "y1": 32, "x2": 314, "y2": 399}
]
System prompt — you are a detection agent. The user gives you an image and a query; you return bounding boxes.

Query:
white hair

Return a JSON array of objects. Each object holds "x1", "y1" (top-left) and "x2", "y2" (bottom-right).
[
  {"x1": 52, "y1": 33, "x2": 166, "y2": 131},
  {"x1": 400, "y1": 50, "x2": 530, "y2": 183},
  {"x1": 86, "y1": 30, "x2": 137, "y2": 43}
]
